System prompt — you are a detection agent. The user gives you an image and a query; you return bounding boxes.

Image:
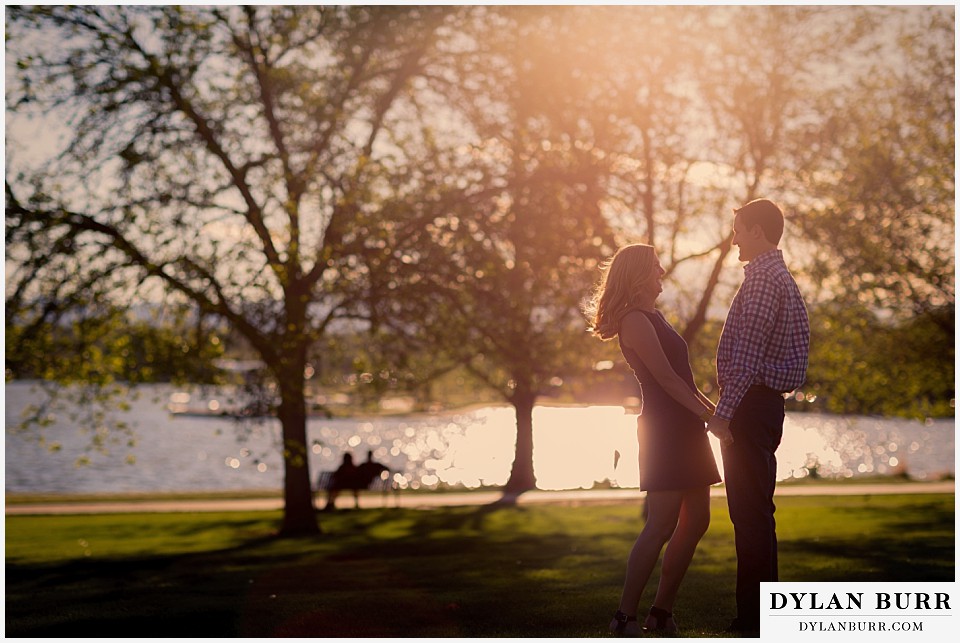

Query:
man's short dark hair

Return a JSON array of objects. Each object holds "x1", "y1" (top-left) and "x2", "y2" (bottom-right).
[{"x1": 734, "y1": 198, "x2": 784, "y2": 245}]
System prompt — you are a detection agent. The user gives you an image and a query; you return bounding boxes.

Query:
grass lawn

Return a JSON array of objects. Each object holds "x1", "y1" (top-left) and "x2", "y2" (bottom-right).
[{"x1": 4, "y1": 493, "x2": 954, "y2": 637}]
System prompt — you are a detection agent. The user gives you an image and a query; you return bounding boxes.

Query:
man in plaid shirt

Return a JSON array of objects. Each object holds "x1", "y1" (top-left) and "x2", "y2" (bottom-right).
[{"x1": 706, "y1": 198, "x2": 810, "y2": 636}]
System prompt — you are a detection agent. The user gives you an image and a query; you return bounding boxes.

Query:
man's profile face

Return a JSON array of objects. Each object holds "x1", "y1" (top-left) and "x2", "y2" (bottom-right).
[{"x1": 731, "y1": 214, "x2": 762, "y2": 263}]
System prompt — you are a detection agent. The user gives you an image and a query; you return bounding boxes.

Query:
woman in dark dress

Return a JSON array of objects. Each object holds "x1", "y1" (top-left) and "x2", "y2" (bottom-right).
[{"x1": 587, "y1": 243, "x2": 733, "y2": 635}]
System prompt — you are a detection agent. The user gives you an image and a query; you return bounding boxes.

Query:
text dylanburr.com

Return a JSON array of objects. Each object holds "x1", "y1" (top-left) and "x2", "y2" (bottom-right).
[{"x1": 761, "y1": 582, "x2": 955, "y2": 639}]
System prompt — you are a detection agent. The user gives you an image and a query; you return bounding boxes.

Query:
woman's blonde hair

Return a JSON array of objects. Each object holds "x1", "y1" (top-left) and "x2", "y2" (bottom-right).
[{"x1": 586, "y1": 244, "x2": 660, "y2": 340}]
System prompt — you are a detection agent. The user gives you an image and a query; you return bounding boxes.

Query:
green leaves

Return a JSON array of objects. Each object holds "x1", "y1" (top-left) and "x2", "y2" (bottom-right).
[
  {"x1": 4, "y1": 6, "x2": 953, "y2": 505},
  {"x1": 804, "y1": 302, "x2": 954, "y2": 418}
]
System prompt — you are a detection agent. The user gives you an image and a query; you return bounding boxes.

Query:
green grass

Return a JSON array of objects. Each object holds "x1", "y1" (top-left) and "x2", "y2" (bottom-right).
[{"x1": 4, "y1": 494, "x2": 954, "y2": 637}]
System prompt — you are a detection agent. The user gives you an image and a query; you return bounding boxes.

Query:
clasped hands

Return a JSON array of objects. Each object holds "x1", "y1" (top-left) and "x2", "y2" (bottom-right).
[{"x1": 705, "y1": 415, "x2": 735, "y2": 447}]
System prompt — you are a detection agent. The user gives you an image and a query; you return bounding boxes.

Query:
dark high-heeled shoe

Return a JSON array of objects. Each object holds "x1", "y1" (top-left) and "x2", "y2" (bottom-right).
[
  {"x1": 609, "y1": 610, "x2": 641, "y2": 637},
  {"x1": 642, "y1": 605, "x2": 678, "y2": 635}
]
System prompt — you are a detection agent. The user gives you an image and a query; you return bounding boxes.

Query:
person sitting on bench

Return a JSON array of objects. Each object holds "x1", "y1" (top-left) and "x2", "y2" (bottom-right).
[
  {"x1": 322, "y1": 452, "x2": 358, "y2": 511},
  {"x1": 356, "y1": 450, "x2": 390, "y2": 491}
]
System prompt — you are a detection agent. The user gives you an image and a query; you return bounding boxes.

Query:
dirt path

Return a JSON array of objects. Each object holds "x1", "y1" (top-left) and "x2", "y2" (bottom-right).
[{"x1": 5, "y1": 481, "x2": 953, "y2": 515}]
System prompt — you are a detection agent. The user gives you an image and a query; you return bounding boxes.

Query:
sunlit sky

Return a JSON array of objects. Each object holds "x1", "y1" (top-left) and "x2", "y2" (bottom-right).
[{"x1": 3, "y1": 4, "x2": 948, "y2": 314}]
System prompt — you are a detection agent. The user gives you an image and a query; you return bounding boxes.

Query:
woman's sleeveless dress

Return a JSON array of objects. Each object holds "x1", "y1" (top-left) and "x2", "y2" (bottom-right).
[{"x1": 619, "y1": 309, "x2": 721, "y2": 491}]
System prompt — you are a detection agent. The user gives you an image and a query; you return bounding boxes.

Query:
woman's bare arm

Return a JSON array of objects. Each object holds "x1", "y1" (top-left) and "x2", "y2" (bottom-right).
[{"x1": 620, "y1": 312, "x2": 712, "y2": 421}]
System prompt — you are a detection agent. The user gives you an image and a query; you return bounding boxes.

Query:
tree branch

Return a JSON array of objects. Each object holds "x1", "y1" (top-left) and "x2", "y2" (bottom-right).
[
  {"x1": 119, "y1": 19, "x2": 286, "y2": 276},
  {"x1": 7, "y1": 192, "x2": 279, "y2": 364}
]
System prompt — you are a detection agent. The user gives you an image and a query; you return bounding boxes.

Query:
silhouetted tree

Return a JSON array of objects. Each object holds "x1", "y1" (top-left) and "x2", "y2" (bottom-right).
[
  {"x1": 362, "y1": 7, "x2": 618, "y2": 494},
  {"x1": 789, "y1": 6, "x2": 954, "y2": 322},
  {"x1": 6, "y1": 5, "x2": 453, "y2": 535}
]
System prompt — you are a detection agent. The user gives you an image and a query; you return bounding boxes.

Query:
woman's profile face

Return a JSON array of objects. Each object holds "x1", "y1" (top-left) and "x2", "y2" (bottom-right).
[
  {"x1": 635, "y1": 251, "x2": 664, "y2": 299},
  {"x1": 652, "y1": 259, "x2": 665, "y2": 296}
]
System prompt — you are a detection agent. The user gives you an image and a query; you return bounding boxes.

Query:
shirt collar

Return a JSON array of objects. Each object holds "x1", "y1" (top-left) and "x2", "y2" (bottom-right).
[{"x1": 744, "y1": 248, "x2": 783, "y2": 275}]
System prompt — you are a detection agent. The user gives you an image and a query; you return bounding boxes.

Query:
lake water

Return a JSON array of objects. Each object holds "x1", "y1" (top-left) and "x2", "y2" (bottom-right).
[{"x1": 4, "y1": 382, "x2": 955, "y2": 495}]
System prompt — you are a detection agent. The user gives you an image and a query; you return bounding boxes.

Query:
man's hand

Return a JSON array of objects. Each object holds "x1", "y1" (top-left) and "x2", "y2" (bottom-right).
[{"x1": 707, "y1": 416, "x2": 734, "y2": 447}]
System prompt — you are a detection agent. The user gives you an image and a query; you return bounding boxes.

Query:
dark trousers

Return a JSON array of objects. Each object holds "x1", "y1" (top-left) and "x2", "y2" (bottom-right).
[{"x1": 721, "y1": 386, "x2": 785, "y2": 628}]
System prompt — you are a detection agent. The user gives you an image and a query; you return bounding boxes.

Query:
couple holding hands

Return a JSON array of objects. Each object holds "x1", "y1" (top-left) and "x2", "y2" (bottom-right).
[{"x1": 587, "y1": 198, "x2": 810, "y2": 637}]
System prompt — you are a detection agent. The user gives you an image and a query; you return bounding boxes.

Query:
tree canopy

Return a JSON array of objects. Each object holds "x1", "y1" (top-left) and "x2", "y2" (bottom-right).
[
  {"x1": 6, "y1": 5, "x2": 457, "y2": 535},
  {"x1": 6, "y1": 6, "x2": 953, "y2": 527}
]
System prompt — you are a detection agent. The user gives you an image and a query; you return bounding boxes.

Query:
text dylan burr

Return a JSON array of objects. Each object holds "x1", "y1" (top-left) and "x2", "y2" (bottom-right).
[{"x1": 770, "y1": 592, "x2": 951, "y2": 611}]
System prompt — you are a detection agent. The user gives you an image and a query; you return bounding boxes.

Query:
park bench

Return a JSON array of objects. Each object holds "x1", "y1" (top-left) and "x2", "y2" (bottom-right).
[{"x1": 314, "y1": 468, "x2": 400, "y2": 508}]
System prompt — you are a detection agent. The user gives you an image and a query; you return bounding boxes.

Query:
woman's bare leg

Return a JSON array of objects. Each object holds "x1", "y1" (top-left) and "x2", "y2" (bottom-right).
[
  {"x1": 616, "y1": 490, "x2": 683, "y2": 616},
  {"x1": 650, "y1": 485, "x2": 711, "y2": 613}
]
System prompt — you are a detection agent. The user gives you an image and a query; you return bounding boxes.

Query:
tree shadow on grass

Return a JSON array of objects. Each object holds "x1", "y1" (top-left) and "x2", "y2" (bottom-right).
[
  {"x1": 5, "y1": 505, "x2": 607, "y2": 637},
  {"x1": 308, "y1": 503, "x2": 739, "y2": 637},
  {"x1": 234, "y1": 503, "x2": 618, "y2": 636},
  {"x1": 4, "y1": 502, "x2": 756, "y2": 637},
  {"x1": 779, "y1": 500, "x2": 955, "y2": 582},
  {"x1": 4, "y1": 526, "x2": 307, "y2": 637}
]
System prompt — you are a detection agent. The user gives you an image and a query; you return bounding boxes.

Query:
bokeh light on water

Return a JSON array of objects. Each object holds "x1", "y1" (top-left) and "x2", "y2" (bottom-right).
[{"x1": 4, "y1": 383, "x2": 954, "y2": 495}]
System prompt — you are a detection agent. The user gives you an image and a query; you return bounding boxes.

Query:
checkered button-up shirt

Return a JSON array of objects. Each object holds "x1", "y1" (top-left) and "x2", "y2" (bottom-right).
[{"x1": 715, "y1": 249, "x2": 810, "y2": 421}]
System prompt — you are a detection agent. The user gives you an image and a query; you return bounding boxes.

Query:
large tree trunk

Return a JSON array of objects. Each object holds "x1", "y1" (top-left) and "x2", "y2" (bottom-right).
[
  {"x1": 503, "y1": 386, "x2": 538, "y2": 495},
  {"x1": 275, "y1": 346, "x2": 321, "y2": 537}
]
